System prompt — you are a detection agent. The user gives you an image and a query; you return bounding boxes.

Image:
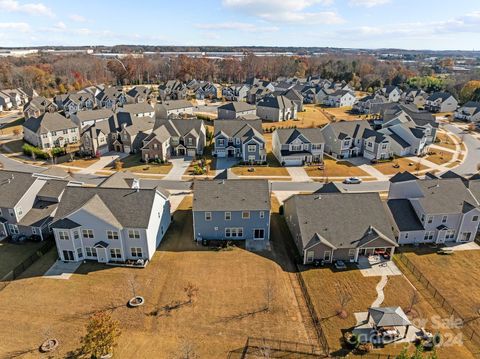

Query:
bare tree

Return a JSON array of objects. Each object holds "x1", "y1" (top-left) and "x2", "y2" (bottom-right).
[
  {"x1": 406, "y1": 290, "x2": 419, "y2": 314},
  {"x1": 335, "y1": 283, "x2": 352, "y2": 319},
  {"x1": 172, "y1": 338, "x2": 198, "y2": 359},
  {"x1": 264, "y1": 280, "x2": 275, "y2": 313}
]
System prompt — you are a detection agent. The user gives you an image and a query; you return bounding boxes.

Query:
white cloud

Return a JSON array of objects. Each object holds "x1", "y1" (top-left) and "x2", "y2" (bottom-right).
[
  {"x1": 69, "y1": 14, "x2": 87, "y2": 23},
  {"x1": 222, "y1": 0, "x2": 344, "y2": 24},
  {"x1": 196, "y1": 22, "x2": 279, "y2": 32},
  {"x1": 0, "y1": 22, "x2": 30, "y2": 32},
  {"x1": 55, "y1": 21, "x2": 66, "y2": 30},
  {"x1": 0, "y1": 0, "x2": 54, "y2": 17},
  {"x1": 349, "y1": 0, "x2": 390, "y2": 7}
]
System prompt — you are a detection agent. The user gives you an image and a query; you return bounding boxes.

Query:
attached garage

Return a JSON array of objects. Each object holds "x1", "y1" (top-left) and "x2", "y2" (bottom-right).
[
  {"x1": 282, "y1": 157, "x2": 303, "y2": 166},
  {"x1": 97, "y1": 145, "x2": 109, "y2": 155},
  {"x1": 187, "y1": 149, "x2": 196, "y2": 157},
  {"x1": 216, "y1": 149, "x2": 226, "y2": 158}
]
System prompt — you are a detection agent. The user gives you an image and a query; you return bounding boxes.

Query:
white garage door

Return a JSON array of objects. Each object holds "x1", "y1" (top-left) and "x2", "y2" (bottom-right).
[
  {"x1": 216, "y1": 149, "x2": 226, "y2": 158},
  {"x1": 98, "y1": 146, "x2": 109, "y2": 155},
  {"x1": 187, "y1": 149, "x2": 196, "y2": 157},
  {"x1": 283, "y1": 158, "x2": 303, "y2": 166}
]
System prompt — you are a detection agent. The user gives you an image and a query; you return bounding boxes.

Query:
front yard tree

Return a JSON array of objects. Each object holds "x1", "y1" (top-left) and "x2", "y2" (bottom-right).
[{"x1": 79, "y1": 312, "x2": 121, "y2": 359}]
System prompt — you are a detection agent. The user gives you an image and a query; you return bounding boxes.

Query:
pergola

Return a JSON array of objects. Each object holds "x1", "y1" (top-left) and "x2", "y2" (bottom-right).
[{"x1": 367, "y1": 307, "x2": 412, "y2": 339}]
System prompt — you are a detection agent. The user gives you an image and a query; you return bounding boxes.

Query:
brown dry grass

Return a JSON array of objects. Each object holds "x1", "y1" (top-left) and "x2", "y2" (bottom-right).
[
  {"x1": 321, "y1": 106, "x2": 363, "y2": 121},
  {"x1": 305, "y1": 158, "x2": 369, "y2": 178},
  {"x1": 66, "y1": 157, "x2": 100, "y2": 168},
  {"x1": 105, "y1": 153, "x2": 173, "y2": 175},
  {"x1": 372, "y1": 157, "x2": 427, "y2": 175},
  {"x1": 302, "y1": 267, "x2": 474, "y2": 358},
  {"x1": 0, "y1": 240, "x2": 47, "y2": 279},
  {"x1": 0, "y1": 197, "x2": 312, "y2": 358},
  {"x1": 262, "y1": 105, "x2": 330, "y2": 131},
  {"x1": 425, "y1": 150, "x2": 454, "y2": 165},
  {"x1": 436, "y1": 132, "x2": 457, "y2": 151}
]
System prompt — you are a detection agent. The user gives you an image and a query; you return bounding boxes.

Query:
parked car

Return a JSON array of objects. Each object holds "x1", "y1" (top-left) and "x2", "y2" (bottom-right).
[
  {"x1": 335, "y1": 260, "x2": 347, "y2": 270},
  {"x1": 343, "y1": 177, "x2": 362, "y2": 184}
]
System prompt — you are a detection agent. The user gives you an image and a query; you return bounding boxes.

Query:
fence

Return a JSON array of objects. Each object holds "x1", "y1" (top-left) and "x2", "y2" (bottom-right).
[
  {"x1": 0, "y1": 239, "x2": 55, "y2": 284},
  {"x1": 227, "y1": 337, "x2": 325, "y2": 358},
  {"x1": 395, "y1": 252, "x2": 480, "y2": 349},
  {"x1": 295, "y1": 269, "x2": 331, "y2": 355}
]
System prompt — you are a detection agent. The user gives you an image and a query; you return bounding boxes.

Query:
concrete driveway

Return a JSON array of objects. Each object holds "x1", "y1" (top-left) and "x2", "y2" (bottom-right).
[
  {"x1": 43, "y1": 260, "x2": 81, "y2": 280},
  {"x1": 214, "y1": 157, "x2": 239, "y2": 175},
  {"x1": 286, "y1": 166, "x2": 312, "y2": 182},
  {"x1": 77, "y1": 152, "x2": 128, "y2": 174},
  {"x1": 164, "y1": 157, "x2": 192, "y2": 181}
]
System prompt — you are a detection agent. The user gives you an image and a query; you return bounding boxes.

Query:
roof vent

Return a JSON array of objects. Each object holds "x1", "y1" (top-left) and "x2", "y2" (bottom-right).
[{"x1": 132, "y1": 178, "x2": 140, "y2": 192}]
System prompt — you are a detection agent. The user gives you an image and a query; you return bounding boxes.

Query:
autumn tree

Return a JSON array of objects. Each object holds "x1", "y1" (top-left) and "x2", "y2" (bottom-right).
[{"x1": 79, "y1": 312, "x2": 121, "y2": 359}]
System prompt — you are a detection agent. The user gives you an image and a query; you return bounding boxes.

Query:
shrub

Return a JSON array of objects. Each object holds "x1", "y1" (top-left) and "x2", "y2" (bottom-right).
[{"x1": 22, "y1": 143, "x2": 51, "y2": 159}]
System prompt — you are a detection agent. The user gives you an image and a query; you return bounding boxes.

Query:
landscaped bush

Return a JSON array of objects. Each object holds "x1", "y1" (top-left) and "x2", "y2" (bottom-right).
[{"x1": 22, "y1": 143, "x2": 51, "y2": 159}]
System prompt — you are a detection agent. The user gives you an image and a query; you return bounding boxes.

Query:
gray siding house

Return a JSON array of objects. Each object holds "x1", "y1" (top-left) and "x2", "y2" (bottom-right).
[
  {"x1": 425, "y1": 92, "x2": 458, "y2": 113},
  {"x1": 217, "y1": 102, "x2": 256, "y2": 120},
  {"x1": 272, "y1": 128, "x2": 325, "y2": 166},
  {"x1": 388, "y1": 173, "x2": 480, "y2": 245},
  {"x1": 213, "y1": 119, "x2": 266, "y2": 163},
  {"x1": 192, "y1": 179, "x2": 271, "y2": 251},
  {"x1": 455, "y1": 101, "x2": 480, "y2": 123},
  {"x1": 256, "y1": 95, "x2": 297, "y2": 122},
  {"x1": 51, "y1": 186, "x2": 171, "y2": 265},
  {"x1": 284, "y1": 192, "x2": 397, "y2": 265}
]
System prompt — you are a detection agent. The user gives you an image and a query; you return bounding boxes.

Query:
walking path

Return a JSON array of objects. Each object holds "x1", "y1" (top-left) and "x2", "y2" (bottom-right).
[
  {"x1": 163, "y1": 157, "x2": 192, "y2": 181},
  {"x1": 287, "y1": 167, "x2": 312, "y2": 182},
  {"x1": 358, "y1": 164, "x2": 389, "y2": 181},
  {"x1": 371, "y1": 275, "x2": 388, "y2": 307}
]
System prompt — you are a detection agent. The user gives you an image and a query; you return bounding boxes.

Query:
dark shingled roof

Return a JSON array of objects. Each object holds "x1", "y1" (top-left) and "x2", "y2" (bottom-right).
[
  {"x1": 387, "y1": 199, "x2": 424, "y2": 232},
  {"x1": 275, "y1": 128, "x2": 325, "y2": 144},
  {"x1": 0, "y1": 170, "x2": 38, "y2": 208},
  {"x1": 218, "y1": 101, "x2": 256, "y2": 113},
  {"x1": 193, "y1": 179, "x2": 270, "y2": 212},
  {"x1": 52, "y1": 187, "x2": 160, "y2": 229},
  {"x1": 389, "y1": 171, "x2": 418, "y2": 183}
]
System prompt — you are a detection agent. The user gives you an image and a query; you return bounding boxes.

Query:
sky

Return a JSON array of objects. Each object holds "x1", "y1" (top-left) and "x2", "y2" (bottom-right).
[{"x1": 0, "y1": 0, "x2": 479, "y2": 50}]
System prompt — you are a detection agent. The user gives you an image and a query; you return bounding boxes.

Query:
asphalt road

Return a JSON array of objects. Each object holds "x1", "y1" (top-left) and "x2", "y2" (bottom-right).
[
  {"x1": 443, "y1": 123, "x2": 480, "y2": 177},
  {"x1": 0, "y1": 111, "x2": 22, "y2": 126}
]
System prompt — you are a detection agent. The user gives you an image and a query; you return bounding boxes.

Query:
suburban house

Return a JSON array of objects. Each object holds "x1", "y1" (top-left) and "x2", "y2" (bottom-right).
[
  {"x1": 247, "y1": 80, "x2": 274, "y2": 104},
  {"x1": 222, "y1": 84, "x2": 250, "y2": 102},
  {"x1": 0, "y1": 89, "x2": 28, "y2": 109},
  {"x1": 322, "y1": 120, "x2": 372, "y2": 159},
  {"x1": 192, "y1": 179, "x2": 271, "y2": 250},
  {"x1": 217, "y1": 102, "x2": 256, "y2": 120},
  {"x1": 23, "y1": 96, "x2": 57, "y2": 119},
  {"x1": 195, "y1": 82, "x2": 222, "y2": 100},
  {"x1": 158, "y1": 80, "x2": 187, "y2": 101},
  {"x1": 155, "y1": 100, "x2": 194, "y2": 119},
  {"x1": 118, "y1": 103, "x2": 155, "y2": 117},
  {"x1": 424, "y1": 92, "x2": 458, "y2": 113},
  {"x1": 284, "y1": 192, "x2": 398, "y2": 265},
  {"x1": 95, "y1": 87, "x2": 127, "y2": 109},
  {"x1": 141, "y1": 118, "x2": 206, "y2": 161},
  {"x1": 280, "y1": 88, "x2": 305, "y2": 112},
  {"x1": 0, "y1": 170, "x2": 68, "y2": 241},
  {"x1": 213, "y1": 119, "x2": 266, "y2": 163},
  {"x1": 116, "y1": 115, "x2": 156, "y2": 154},
  {"x1": 377, "y1": 86, "x2": 402, "y2": 103},
  {"x1": 23, "y1": 112, "x2": 80, "y2": 150},
  {"x1": 454, "y1": 101, "x2": 480, "y2": 123},
  {"x1": 71, "y1": 108, "x2": 114, "y2": 129},
  {"x1": 272, "y1": 128, "x2": 325, "y2": 166},
  {"x1": 126, "y1": 86, "x2": 153, "y2": 104},
  {"x1": 62, "y1": 93, "x2": 96, "y2": 117},
  {"x1": 81, "y1": 122, "x2": 113, "y2": 156},
  {"x1": 256, "y1": 95, "x2": 297, "y2": 122},
  {"x1": 353, "y1": 94, "x2": 387, "y2": 114},
  {"x1": 323, "y1": 90, "x2": 357, "y2": 108},
  {"x1": 0, "y1": 92, "x2": 12, "y2": 111},
  {"x1": 388, "y1": 173, "x2": 480, "y2": 245},
  {"x1": 402, "y1": 89, "x2": 428, "y2": 108},
  {"x1": 51, "y1": 186, "x2": 171, "y2": 265}
]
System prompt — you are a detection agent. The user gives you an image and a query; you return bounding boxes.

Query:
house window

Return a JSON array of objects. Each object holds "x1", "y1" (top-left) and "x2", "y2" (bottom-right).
[
  {"x1": 188, "y1": 138, "x2": 193, "y2": 145},
  {"x1": 442, "y1": 216, "x2": 448, "y2": 223},
  {"x1": 218, "y1": 139, "x2": 225, "y2": 146},
  {"x1": 348, "y1": 249, "x2": 356, "y2": 260},
  {"x1": 291, "y1": 144, "x2": 302, "y2": 151},
  {"x1": 473, "y1": 216, "x2": 479, "y2": 222},
  {"x1": 85, "y1": 247, "x2": 97, "y2": 257},
  {"x1": 446, "y1": 230, "x2": 455, "y2": 240},
  {"x1": 242, "y1": 211, "x2": 250, "y2": 219},
  {"x1": 63, "y1": 130, "x2": 68, "y2": 135},
  {"x1": 16, "y1": 207, "x2": 23, "y2": 216},
  {"x1": 128, "y1": 230, "x2": 140, "y2": 239},
  {"x1": 259, "y1": 211, "x2": 265, "y2": 219},
  {"x1": 205, "y1": 212, "x2": 212, "y2": 221},
  {"x1": 424, "y1": 231, "x2": 434, "y2": 241},
  {"x1": 461, "y1": 232, "x2": 472, "y2": 242},
  {"x1": 107, "y1": 230, "x2": 119, "y2": 240},
  {"x1": 405, "y1": 232, "x2": 409, "y2": 239},
  {"x1": 324, "y1": 251, "x2": 332, "y2": 262},
  {"x1": 82, "y1": 229, "x2": 94, "y2": 239},
  {"x1": 427, "y1": 216, "x2": 433, "y2": 224},
  {"x1": 311, "y1": 144, "x2": 322, "y2": 150},
  {"x1": 367, "y1": 142, "x2": 373, "y2": 148},
  {"x1": 8, "y1": 224, "x2": 19, "y2": 235},
  {"x1": 225, "y1": 228, "x2": 243, "y2": 238},
  {"x1": 253, "y1": 229, "x2": 265, "y2": 240},
  {"x1": 153, "y1": 143, "x2": 158, "y2": 149},
  {"x1": 225, "y1": 212, "x2": 231, "y2": 221},
  {"x1": 131, "y1": 247, "x2": 143, "y2": 257},
  {"x1": 306, "y1": 251, "x2": 315, "y2": 263},
  {"x1": 110, "y1": 248, "x2": 122, "y2": 259},
  {"x1": 31, "y1": 227, "x2": 37, "y2": 234},
  {"x1": 58, "y1": 230, "x2": 69, "y2": 240},
  {"x1": 77, "y1": 248, "x2": 83, "y2": 259},
  {"x1": 421, "y1": 214, "x2": 425, "y2": 222},
  {"x1": 8, "y1": 209, "x2": 14, "y2": 217},
  {"x1": 248, "y1": 144, "x2": 256, "y2": 153},
  {"x1": 381, "y1": 144, "x2": 388, "y2": 150},
  {"x1": 73, "y1": 231, "x2": 79, "y2": 239}
]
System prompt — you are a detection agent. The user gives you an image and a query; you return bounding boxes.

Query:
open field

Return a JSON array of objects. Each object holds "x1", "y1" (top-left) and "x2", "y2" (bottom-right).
[
  {"x1": 262, "y1": 105, "x2": 330, "y2": 131},
  {"x1": 105, "y1": 153, "x2": 173, "y2": 175},
  {"x1": 0, "y1": 197, "x2": 313, "y2": 358},
  {"x1": 305, "y1": 158, "x2": 370, "y2": 178},
  {"x1": 426, "y1": 150, "x2": 454, "y2": 165},
  {"x1": 372, "y1": 157, "x2": 427, "y2": 175},
  {"x1": 301, "y1": 265, "x2": 474, "y2": 358},
  {"x1": 0, "y1": 240, "x2": 48, "y2": 279}
]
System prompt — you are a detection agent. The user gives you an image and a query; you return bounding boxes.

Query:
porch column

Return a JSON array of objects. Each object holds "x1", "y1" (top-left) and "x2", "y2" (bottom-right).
[
  {"x1": 354, "y1": 249, "x2": 359, "y2": 262},
  {"x1": 390, "y1": 246, "x2": 395, "y2": 257}
]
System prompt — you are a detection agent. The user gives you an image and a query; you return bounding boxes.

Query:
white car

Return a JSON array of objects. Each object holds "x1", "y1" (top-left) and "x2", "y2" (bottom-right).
[{"x1": 343, "y1": 177, "x2": 362, "y2": 184}]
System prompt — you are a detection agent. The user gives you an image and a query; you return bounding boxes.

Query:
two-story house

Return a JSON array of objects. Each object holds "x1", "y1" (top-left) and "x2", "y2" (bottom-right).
[
  {"x1": 217, "y1": 102, "x2": 256, "y2": 120},
  {"x1": 377, "y1": 86, "x2": 402, "y2": 103},
  {"x1": 126, "y1": 86, "x2": 153, "y2": 104},
  {"x1": 158, "y1": 80, "x2": 187, "y2": 102},
  {"x1": 63, "y1": 93, "x2": 96, "y2": 117},
  {"x1": 51, "y1": 186, "x2": 171, "y2": 265},
  {"x1": 155, "y1": 100, "x2": 194, "y2": 119},
  {"x1": 95, "y1": 87, "x2": 127, "y2": 109},
  {"x1": 454, "y1": 101, "x2": 480, "y2": 123},
  {"x1": 362, "y1": 129, "x2": 393, "y2": 161},
  {"x1": 387, "y1": 173, "x2": 480, "y2": 245},
  {"x1": 23, "y1": 96, "x2": 57, "y2": 119},
  {"x1": 256, "y1": 95, "x2": 297, "y2": 122},
  {"x1": 425, "y1": 92, "x2": 458, "y2": 113},
  {"x1": 321, "y1": 120, "x2": 372, "y2": 159},
  {"x1": 323, "y1": 90, "x2": 357, "y2": 108},
  {"x1": 23, "y1": 113, "x2": 80, "y2": 150},
  {"x1": 353, "y1": 94, "x2": 387, "y2": 114},
  {"x1": 213, "y1": 119, "x2": 266, "y2": 164},
  {"x1": 118, "y1": 103, "x2": 155, "y2": 118},
  {"x1": 402, "y1": 89, "x2": 428, "y2": 108},
  {"x1": 222, "y1": 84, "x2": 250, "y2": 102},
  {"x1": 272, "y1": 128, "x2": 325, "y2": 166},
  {"x1": 192, "y1": 179, "x2": 271, "y2": 251},
  {"x1": 141, "y1": 119, "x2": 206, "y2": 161},
  {"x1": 71, "y1": 108, "x2": 114, "y2": 129},
  {"x1": 0, "y1": 91, "x2": 13, "y2": 112},
  {"x1": 284, "y1": 192, "x2": 397, "y2": 265}
]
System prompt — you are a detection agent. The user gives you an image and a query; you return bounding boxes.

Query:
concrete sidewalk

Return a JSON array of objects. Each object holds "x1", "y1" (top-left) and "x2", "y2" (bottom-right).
[
  {"x1": 43, "y1": 260, "x2": 81, "y2": 280},
  {"x1": 163, "y1": 157, "x2": 192, "y2": 181}
]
